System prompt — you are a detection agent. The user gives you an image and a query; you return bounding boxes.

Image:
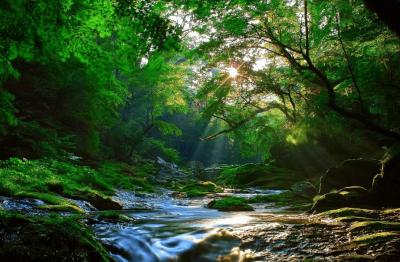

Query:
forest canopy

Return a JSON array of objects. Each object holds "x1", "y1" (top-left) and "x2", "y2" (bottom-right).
[{"x1": 0, "y1": 0, "x2": 399, "y2": 166}]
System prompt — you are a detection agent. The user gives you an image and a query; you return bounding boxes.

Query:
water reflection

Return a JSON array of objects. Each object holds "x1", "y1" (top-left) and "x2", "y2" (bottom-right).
[{"x1": 94, "y1": 189, "x2": 296, "y2": 262}]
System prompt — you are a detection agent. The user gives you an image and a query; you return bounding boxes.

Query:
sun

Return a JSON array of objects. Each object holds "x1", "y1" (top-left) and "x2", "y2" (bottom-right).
[{"x1": 228, "y1": 67, "x2": 238, "y2": 78}]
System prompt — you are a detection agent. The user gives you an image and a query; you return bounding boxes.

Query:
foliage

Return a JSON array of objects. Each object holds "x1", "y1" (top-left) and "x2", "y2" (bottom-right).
[
  {"x1": 0, "y1": 0, "x2": 186, "y2": 161},
  {"x1": 177, "y1": 0, "x2": 400, "y2": 160},
  {"x1": 0, "y1": 158, "x2": 156, "y2": 207},
  {"x1": 217, "y1": 163, "x2": 307, "y2": 189}
]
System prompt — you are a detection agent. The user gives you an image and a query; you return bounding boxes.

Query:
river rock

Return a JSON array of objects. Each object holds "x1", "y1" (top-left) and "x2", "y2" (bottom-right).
[
  {"x1": 319, "y1": 158, "x2": 381, "y2": 195},
  {"x1": 310, "y1": 186, "x2": 372, "y2": 213},
  {"x1": 372, "y1": 154, "x2": 400, "y2": 206},
  {"x1": 291, "y1": 182, "x2": 317, "y2": 200},
  {"x1": 69, "y1": 194, "x2": 123, "y2": 210}
]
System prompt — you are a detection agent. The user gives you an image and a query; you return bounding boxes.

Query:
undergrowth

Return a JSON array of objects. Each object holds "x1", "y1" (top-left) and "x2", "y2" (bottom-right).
[
  {"x1": 216, "y1": 163, "x2": 306, "y2": 189},
  {"x1": 179, "y1": 181, "x2": 222, "y2": 197},
  {"x1": 0, "y1": 157, "x2": 157, "y2": 206}
]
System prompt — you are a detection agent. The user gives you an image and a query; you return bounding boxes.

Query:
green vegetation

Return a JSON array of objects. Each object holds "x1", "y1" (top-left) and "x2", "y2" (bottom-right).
[
  {"x1": 37, "y1": 204, "x2": 86, "y2": 214},
  {"x1": 217, "y1": 164, "x2": 306, "y2": 189},
  {"x1": 0, "y1": 211, "x2": 113, "y2": 262},
  {"x1": 352, "y1": 232, "x2": 400, "y2": 245},
  {"x1": 208, "y1": 197, "x2": 254, "y2": 211},
  {"x1": 180, "y1": 181, "x2": 222, "y2": 197},
  {"x1": 247, "y1": 191, "x2": 313, "y2": 211},
  {"x1": 0, "y1": 158, "x2": 157, "y2": 209},
  {"x1": 98, "y1": 211, "x2": 131, "y2": 222},
  {"x1": 316, "y1": 208, "x2": 374, "y2": 218},
  {"x1": 350, "y1": 221, "x2": 400, "y2": 231}
]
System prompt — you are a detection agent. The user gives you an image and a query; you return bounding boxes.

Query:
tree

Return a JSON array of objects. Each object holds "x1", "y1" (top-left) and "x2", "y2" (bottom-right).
[
  {"x1": 0, "y1": 0, "x2": 183, "y2": 159},
  {"x1": 176, "y1": 0, "x2": 400, "y2": 155}
]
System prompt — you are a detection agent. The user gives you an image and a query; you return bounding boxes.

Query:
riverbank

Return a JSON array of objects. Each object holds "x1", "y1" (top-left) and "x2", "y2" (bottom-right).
[{"x1": 2, "y1": 186, "x2": 400, "y2": 261}]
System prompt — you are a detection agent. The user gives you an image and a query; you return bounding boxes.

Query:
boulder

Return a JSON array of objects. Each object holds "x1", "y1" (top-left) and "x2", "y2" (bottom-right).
[
  {"x1": 372, "y1": 155, "x2": 400, "y2": 206},
  {"x1": 291, "y1": 182, "x2": 317, "y2": 200},
  {"x1": 89, "y1": 194, "x2": 123, "y2": 210},
  {"x1": 310, "y1": 186, "x2": 372, "y2": 213},
  {"x1": 319, "y1": 159, "x2": 381, "y2": 195},
  {"x1": 207, "y1": 198, "x2": 254, "y2": 211},
  {"x1": 67, "y1": 194, "x2": 123, "y2": 210}
]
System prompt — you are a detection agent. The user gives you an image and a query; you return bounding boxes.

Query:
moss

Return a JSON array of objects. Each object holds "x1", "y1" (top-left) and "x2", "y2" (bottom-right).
[
  {"x1": 313, "y1": 195, "x2": 323, "y2": 203},
  {"x1": 247, "y1": 191, "x2": 312, "y2": 211},
  {"x1": 186, "y1": 190, "x2": 208, "y2": 197},
  {"x1": 336, "y1": 216, "x2": 375, "y2": 222},
  {"x1": 384, "y1": 208, "x2": 400, "y2": 214},
  {"x1": 98, "y1": 211, "x2": 131, "y2": 222},
  {"x1": 37, "y1": 204, "x2": 86, "y2": 214},
  {"x1": 209, "y1": 197, "x2": 254, "y2": 211},
  {"x1": 352, "y1": 232, "x2": 400, "y2": 244},
  {"x1": 216, "y1": 163, "x2": 306, "y2": 189},
  {"x1": 350, "y1": 221, "x2": 400, "y2": 231},
  {"x1": 310, "y1": 187, "x2": 373, "y2": 214},
  {"x1": 0, "y1": 158, "x2": 158, "y2": 208},
  {"x1": 15, "y1": 191, "x2": 77, "y2": 206},
  {"x1": 0, "y1": 211, "x2": 114, "y2": 262},
  {"x1": 180, "y1": 181, "x2": 222, "y2": 196},
  {"x1": 316, "y1": 208, "x2": 374, "y2": 218}
]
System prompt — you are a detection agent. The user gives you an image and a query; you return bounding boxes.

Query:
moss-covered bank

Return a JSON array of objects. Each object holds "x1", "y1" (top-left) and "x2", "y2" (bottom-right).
[
  {"x1": 0, "y1": 158, "x2": 158, "y2": 210},
  {"x1": 0, "y1": 210, "x2": 114, "y2": 262},
  {"x1": 179, "y1": 181, "x2": 222, "y2": 197},
  {"x1": 216, "y1": 163, "x2": 307, "y2": 189}
]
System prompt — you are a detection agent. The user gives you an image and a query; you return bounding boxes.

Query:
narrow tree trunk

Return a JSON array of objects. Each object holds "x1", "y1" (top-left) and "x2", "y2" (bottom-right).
[{"x1": 127, "y1": 124, "x2": 155, "y2": 159}]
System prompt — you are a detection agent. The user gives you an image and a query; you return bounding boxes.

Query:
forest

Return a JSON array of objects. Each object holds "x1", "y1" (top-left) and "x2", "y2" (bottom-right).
[{"x1": 0, "y1": 0, "x2": 400, "y2": 261}]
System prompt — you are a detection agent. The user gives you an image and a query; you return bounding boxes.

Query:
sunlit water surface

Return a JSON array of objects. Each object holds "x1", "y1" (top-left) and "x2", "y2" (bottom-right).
[{"x1": 93, "y1": 190, "x2": 307, "y2": 262}]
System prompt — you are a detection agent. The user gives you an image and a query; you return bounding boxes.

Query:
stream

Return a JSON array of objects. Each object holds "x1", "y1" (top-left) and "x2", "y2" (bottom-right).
[{"x1": 93, "y1": 189, "x2": 310, "y2": 262}]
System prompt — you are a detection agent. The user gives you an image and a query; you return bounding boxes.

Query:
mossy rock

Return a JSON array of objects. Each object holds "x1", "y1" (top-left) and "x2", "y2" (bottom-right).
[
  {"x1": 351, "y1": 232, "x2": 400, "y2": 245},
  {"x1": 248, "y1": 191, "x2": 313, "y2": 211},
  {"x1": 217, "y1": 163, "x2": 306, "y2": 189},
  {"x1": 372, "y1": 154, "x2": 400, "y2": 206},
  {"x1": 180, "y1": 181, "x2": 222, "y2": 197},
  {"x1": 291, "y1": 182, "x2": 317, "y2": 200},
  {"x1": 98, "y1": 211, "x2": 131, "y2": 222},
  {"x1": 316, "y1": 207, "x2": 375, "y2": 218},
  {"x1": 336, "y1": 216, "x2": 375, "y2": 223},
  {"x1": 349, "y1": 221, "x2": 400, "y2": 231},
  {"x1": 37, "y1": 204, "x2": 86, "y2": 214},
  {"x1": 0, "y1": 211, "x2": 114, "y2": 262},
  {"x1": 319, "y1": 158, "x2": 380, "y2": 195},
  {"x1": 208, "y1": 197, "x2": 254, "y2": 211},
  {"x1": 310, "y1": 187, "x2": 373, "y2": 213},
  {"x1": 66, "y1": 193, "x2": 123, "y2": 210}
]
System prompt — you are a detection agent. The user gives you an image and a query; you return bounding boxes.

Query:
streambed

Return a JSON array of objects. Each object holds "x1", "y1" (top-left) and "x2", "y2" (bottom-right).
[{"x1": 92, "y1": 189, "x2": 313, "y2": 262}]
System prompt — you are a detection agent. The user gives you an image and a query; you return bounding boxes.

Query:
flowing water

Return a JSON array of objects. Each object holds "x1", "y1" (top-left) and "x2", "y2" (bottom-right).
[{"x1": 93, "y1": 189, "x2": 311, "y2": 262}]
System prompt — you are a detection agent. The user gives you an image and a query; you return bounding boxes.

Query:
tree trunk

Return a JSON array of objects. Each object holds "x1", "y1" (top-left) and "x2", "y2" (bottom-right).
[{"x1": 127, "y1": 124, "x2": 155, "y2": 159}]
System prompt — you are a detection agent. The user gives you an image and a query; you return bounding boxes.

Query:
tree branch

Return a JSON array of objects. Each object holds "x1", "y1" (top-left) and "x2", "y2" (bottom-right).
[{"x1": 336, "y1": 13, "x2": 364, "y2": 112}]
